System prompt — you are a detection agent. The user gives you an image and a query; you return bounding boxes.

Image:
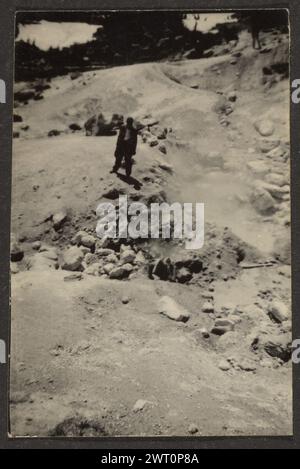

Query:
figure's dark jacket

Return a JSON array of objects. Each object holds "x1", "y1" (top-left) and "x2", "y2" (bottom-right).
[{"x1": 114, "y1": 125, "x2": 138, "y2": 157}]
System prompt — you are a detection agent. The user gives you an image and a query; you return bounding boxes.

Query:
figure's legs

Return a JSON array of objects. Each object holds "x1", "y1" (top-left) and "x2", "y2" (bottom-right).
[
  {"x1": 252, "y1": 31, "x2": 261, "y2": 50},
  {"x1": 124, "y1": 152, "x2": 133, "y2": 177},
  {"x1": 111, "y1": 153, "x2": 123, "y2": 173},
  {"x1": 257, "y1": 33, "x2": 262, "y2": 50}
]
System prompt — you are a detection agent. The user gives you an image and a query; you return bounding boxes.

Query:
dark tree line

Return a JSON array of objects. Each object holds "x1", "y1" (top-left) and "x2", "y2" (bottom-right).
[{"x1": 15, "y1": 10, "x2": 288, "y2": 81}]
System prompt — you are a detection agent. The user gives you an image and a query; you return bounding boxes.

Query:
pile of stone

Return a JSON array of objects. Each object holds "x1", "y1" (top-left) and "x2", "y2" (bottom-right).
[
  {"x1": 59, "y1": 231, "x2": 147, "y2": 280},
  {"x1": 84, "y1": 113, "x2": 124, "y2": 136},
  {"x1": 137, "y1": 115, "x2": 169, "y2": 155}
]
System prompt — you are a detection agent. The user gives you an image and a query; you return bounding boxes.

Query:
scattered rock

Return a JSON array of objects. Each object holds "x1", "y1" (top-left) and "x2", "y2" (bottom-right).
[
  {"x1": 102, "y1": 187, "x2": 125, "y2": 200},
  {"x1": 14, "y1": 89, "x2": 36, "y2": 102},
  {"x1": 273, "y1": 233, "x2": 291, "y2": 264},
  {"x1": 69, "y1": 123, "x2": 82, "y2": 132},
  {"x1": 106, "y1": 253, "x2": 118, "y2": 263},
  {"x1": 103, "y1": 263, "x2": 115, "y2": 275},
  {"x1": 259, "y1": 181, "x2": 289, "y2": 200},
  {"x1": 237, "y1": 359, "x2": 257, "y2": 372},
  {"x1": 48, "y1": 129, "x2": 61, "y2": 137},
  {"x1": 64, "y1": 273, "x2": 83, "y2": 281},
  {"x1": 121, "y1": 296, "x2": 130, "y2": 304},
  {"x1": 32, "y1": 241, "x2": 41, "y2": 251},
  {"x1": 268, "y1": 300, "x2": 289, "y2": 323},
  {"x1": 10, "y1": 263, "x2": 19, "y2": 274},
  {"x1": 84, "y1": 113, "x2": 121, "y2": 136},
  {"x1": 158, "y1": 296, "x2": 190, "y2": 323},
  {"x1": 259, "y1": 139, "x2": 280, "y2": 153},
  {"x1": 97, "y1": 248, "x2": 115, "y2": 257},
  {"x1": 50, "y1": 416, "x2": 107, "y2": 437},
  {"x1": 158, "y1": 162, "x2": 173, "y2": 173},
  {"x1": 149, "y1": 137, "x2": 159, "y2": 147},
  {"x1": 250, "y1": 184, "x2": 276, "y2": 215},
  {"x1": 158, "y1": 143, "x2": 167, "y2": 154},
  {"x1": 202, "y1": 302, "x2": 214, "y2": 314},
  {"x1": 211, "y1": 318, "x2": 234, "y2": 336},
  {"x1": 42, "y1": 248, "x2": 58, "y2": 261},
  {"x1": 260, "y1": 334, "x2": 292, "y2": 362},
  {"x1": 227, "y1": 91, "x2": 237, "y2": 102},
  {"x1": 133, "y1": 399, "x2": 148, "y2": 412},
  {"x1": 265, "y1": 173, "x2": 288, "y2": 187},
  {"x1": 188, "y1": 423, "x2": 199, "y2": 434},
  {"x1": 120, "y1": 250, "x2": 136, "y2": 264},
  {"x1": 13, "y1": 114, "x2": 23, "y2": 122},
  {"x1": 81, "y1": 234, "x2": 96, "y2": 250},
  {"x1": 84, "y1": 263, "x2": 101, "y2": 276},
  {"x1": 52, "y1": 210, "x2": 68, "y2": 230},
  {"x1": 176, "y1": 267, "x2": 192, "y2": 283},
  {"x1": 134, "y1": 250, "x2": 146, "y2": 265},
  {"x1": 70, "y1": 72, "x2": 82, "y2": 80},
  {"x1": 11, "y1": 239, "x2": 24, "y2": 262},
  {"x1": 199, "y1": 327, "x2": 210, "y2": 339},
  {"x1": 109, "y1": 264, "x2": 133, "y2": 279},
  {"x1": 254, "y1": 119, "x2": 275, "y2": 137},
  {"x1": 62, "y1": 246, "x2": 84, "y2": 271},
  {"x1": 218, "y1": 359, "x2": 231, "y2": 371},
  {"x1": 29, "y1": 253, "x2": 58, "y2": 271}
]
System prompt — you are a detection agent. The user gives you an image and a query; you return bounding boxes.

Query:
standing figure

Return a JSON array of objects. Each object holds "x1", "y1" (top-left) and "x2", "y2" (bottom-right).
[
  {"x1": 250, "y1": 12, "x2": 262, "y2": 50},
  {"x1": 111, "y1": 117, "x2": 138, "y2": 177}
]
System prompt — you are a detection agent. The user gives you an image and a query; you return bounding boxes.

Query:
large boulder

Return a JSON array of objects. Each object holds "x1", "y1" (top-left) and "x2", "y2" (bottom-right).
[
  {"x1": 103, "y1": 263, "x2": 115, "y2": 275},
  {"x1": 158, "y1": 296, "x2": 190, "y2": 322},
  {"x1": 250, "y1": 184, "x2": 276, "y2": 215},
  {"x1": 109, "y1": 264, "x2": 133, "y2": 279},
  {"x1": 71, "y1": 231, "x2": 88, "y2": 245},
  {"x1": 80, "y1": 234, "x2": 96, "y2": 250},
  {"x1": 120, "y1": 250, "x2": 136, "y2": 264},
  {"x1": 52, "y1": 210, "x2": 68, "y2": 230},
  {"x1": 84, "y1": 263, "x2": 101, "y2": 276},
  {"x1": 254, "y1": 119, "x2": 275, "y2": 137},
  {"x1": 96, "y1": 248, "x2": 116, "y2": 257},
  {"x1": 268, "y1": 300, "x2": 290, "y2": 323},
  {"x1": 255, "y1": 334, "x2": 292, "y2": 362},
  {"x1": 62, "y1": 246, "x2": 84, "y2": 271}
]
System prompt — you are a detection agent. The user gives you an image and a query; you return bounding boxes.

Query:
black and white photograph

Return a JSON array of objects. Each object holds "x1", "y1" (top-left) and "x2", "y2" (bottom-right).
[{"x1": 9, "y1": 9, "x2": 292, "y2": 437}]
